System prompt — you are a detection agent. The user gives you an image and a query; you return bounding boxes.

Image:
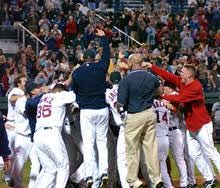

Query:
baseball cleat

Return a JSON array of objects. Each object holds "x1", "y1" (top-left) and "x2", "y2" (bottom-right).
[
  {"x1": 202, "y1": 179, "x2": 216, "y2": 188},
  {"x1": 156, "y1": 182, "x2": 165, "y2": 188},
  {"x1": 99, "y1": 174, "x2": 108, "y2": 188},
  {"x1": 2, "y1": 178, "x2": 14, "y2": 187},
  {"x1": 85, "y1": 177, "x2": 93, "y2": 188}
]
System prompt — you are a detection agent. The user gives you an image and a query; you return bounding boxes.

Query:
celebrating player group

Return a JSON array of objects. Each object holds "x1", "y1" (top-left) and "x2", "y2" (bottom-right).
[{"x1": 1, "y1": 29, "x2": 220, "y2": 188}]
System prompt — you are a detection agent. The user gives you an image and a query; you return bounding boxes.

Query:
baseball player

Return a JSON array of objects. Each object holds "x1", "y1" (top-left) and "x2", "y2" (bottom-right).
[
  {"x1": 11, "y1": 90, "x2": 33, "y2": 188},
  {"x1": 72, "y1": 29, "x2": 110, "y2": 188},
  {"x1": 145, "y1": 63, "x2": 220, "y2": 187},
  {"x1": 62, "y1": 105, "x2": 85, "y2": 187},
  {"x1": 3, "y1": 74, "x2": 26, "y2": 186},
  {"x1": 153, "y1": 98, "x2": 173, "y2": 188},
  {"x1": 25, "y1": 81, "x2": 45, "y2": 188},
  {"x1": 162, "y1": 81, "x2": 189, "y2": 188},
  {"x1": 34, "y1": 83, "x2": 76, "y2": 188},
  {"x1": 105, "y1": 71, "x2": 129, "y2": 188}
]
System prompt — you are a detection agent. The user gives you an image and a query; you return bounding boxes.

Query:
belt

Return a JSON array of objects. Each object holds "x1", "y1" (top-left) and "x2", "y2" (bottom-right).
[
  {"x1": 169, "y1": 126, "x2": 178, "y2": 131},
  {"x1": 44, "y1": 127, "x2": 52, "y2": 130}
]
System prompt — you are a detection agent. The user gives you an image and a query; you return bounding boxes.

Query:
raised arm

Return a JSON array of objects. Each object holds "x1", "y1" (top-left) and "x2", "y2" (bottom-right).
[
  {"x1": 143, "y1": 62, "x2": 182, "y2": 88},
  {"x1": 96, "y1": 29, "x2": 110, "y2": 71},
  {"x1": 161, "y1": 85, "x2": 203, "y2": 103}
]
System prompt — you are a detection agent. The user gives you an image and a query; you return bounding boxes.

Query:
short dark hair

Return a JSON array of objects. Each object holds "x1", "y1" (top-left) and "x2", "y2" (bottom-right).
[
  {"x1": 52, "y1": 83, "x2": 68, "y2": 92},
  {"x1": 163, "y1": 81, "x2": 176, "y2": 90},
  {"x1": 183, "y1": 64, "x2": 197, "y2": 78},
  {"x1": 83, "y1": 49, "x2": 95, "y2": 61},
  {"x1": 14, "y1": 74, "x2": 26, "y2": 87}
]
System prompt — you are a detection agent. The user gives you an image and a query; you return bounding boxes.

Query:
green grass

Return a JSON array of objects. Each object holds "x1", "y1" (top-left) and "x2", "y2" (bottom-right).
[{"x1": 1, "y1": 145, "x2": 220, "y2": 187}]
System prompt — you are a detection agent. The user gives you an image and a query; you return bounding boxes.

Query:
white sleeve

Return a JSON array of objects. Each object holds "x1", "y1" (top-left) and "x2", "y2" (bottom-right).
[
  {"x1": 8, "y1": 88, "x2": 24, "y2": 101},
  {"x1": 212, "y1": 103, "x2": 217, "y2": 112},
  {"x1": 58, "y1": 91, "x2": 76, "y2": 106},
  {"x1": 105, "y1": 89, "x2": 110, "y2": 104},
  {"x1": 15, "y1": 98, "x2": 26, "y2": 114}
]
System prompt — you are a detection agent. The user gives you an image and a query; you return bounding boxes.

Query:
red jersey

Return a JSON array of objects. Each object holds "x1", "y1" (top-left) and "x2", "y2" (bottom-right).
[{"x1": 151, "y1": 65, "x2": 211, "y2": 132}]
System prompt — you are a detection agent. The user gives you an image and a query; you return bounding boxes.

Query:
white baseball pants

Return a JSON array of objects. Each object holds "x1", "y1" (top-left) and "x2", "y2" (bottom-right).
[
  {"x1": 28, "y1": 144, "x2": 41, "y2": 188},
  {"x1": 34, "y1": 127, "x2": 69, "y2": 188},
  {"x1": 80, "y1": 107, "x2": 109, "y2": 187},
  {"x1": 157, "y1": 136, "x2": 173, "y2": 188},
  {"x1": 117, "y1": 126, "x2": 130, "y2": 188},
  {"x1": 11, "y1": 133, "x2": 32, "y2": 188},
  {"x1": 186, "y1": 121, "x2": 220, "y2": 181},
  {"x1": 4, "y1": 129, "x2": 16, "y2": 181},
  {"x1": 169, "y1": 129, "x2": 188, "y2": 187}
]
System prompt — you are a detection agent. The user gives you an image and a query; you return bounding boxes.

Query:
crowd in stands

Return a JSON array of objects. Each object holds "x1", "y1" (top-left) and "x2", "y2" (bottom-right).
[{"x1": 0, "y1": 0, "x2": 220, "y2": 97}]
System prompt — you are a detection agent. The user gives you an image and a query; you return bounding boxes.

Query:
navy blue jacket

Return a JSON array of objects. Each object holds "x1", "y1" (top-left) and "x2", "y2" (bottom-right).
[
  {"x1": 25, "y1": 94, "x2": 44, "y2": 142},
  {"x1": 118, "y1": 70, "x2": 160, "y2": 113},
  {"x1": 0, "y1": 111, "x2": 11, "y2": 159},
  {"x1": 72, "y1": 36, "x2": 110, "y2": 109}
]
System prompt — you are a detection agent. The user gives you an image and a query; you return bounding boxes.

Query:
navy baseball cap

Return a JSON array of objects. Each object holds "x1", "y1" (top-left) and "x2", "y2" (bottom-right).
[
  {"x1": 83, "y1": 49, "x2": 95, "y2": 60},
  {"x1": 25, "y1": 81, "x2": 39, "y2": 95},
  {"x1": 110, "y1": 71, "x2": 121, "y2": 84}
]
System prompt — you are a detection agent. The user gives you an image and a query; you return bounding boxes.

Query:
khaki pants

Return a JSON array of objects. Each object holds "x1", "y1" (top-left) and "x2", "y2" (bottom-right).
[{"x1": 125, "y1": 108, "x2": 162, "y2": 187}]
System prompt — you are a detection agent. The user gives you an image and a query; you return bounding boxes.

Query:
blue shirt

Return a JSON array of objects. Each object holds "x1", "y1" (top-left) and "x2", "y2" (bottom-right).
[
  {"x1": 72, "y1": 37, "x2": 110, "y2": 109},
  {"x1": 25, "y1": 94, "x2": 43, "y2": 141},
  {"x1": 118, "y1": 70, "x2": 160, "y2": 113}
]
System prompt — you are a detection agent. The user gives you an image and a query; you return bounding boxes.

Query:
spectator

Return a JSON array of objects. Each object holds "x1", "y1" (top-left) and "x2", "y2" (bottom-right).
[
  {"x1": 65, "y1": 16, "x2": 77, "y2": 46},
  {"x1": 38, "y1": 14, "x2": 51, "y2": 33}
]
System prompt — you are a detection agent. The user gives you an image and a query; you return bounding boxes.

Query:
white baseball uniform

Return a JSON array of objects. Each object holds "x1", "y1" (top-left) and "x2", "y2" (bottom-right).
[
  {"x1": 4, "y1": 87, "x2": 24, "y2": 182},
  {"x1": 167, "y1": 91, "x2": 188, "y2": 187},
  {"x1": 153, "y1": 99, "x2": 173, "y2": 188},
  {"x1": 63, "y1": 108, "x2": 84, "y2": 185},
  {"x1": 12, "y1": 96, "x2": 40, "y2": 188},
  {"x1": 105, "y1": 84, "x2": 129, "y2": 188},
  {"x1": 34, "y1": 90, "x2": 76, "y2": 188}
]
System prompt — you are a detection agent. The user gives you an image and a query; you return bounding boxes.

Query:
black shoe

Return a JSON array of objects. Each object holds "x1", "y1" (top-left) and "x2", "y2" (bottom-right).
[
  {"x1": 66, "y1": 179, "x2": 80, "y2": 188},
  {"x1": 203, "y1": 179, "x2": 216, "y2": 188},
  {"x1": 2, "y1": 178, "x2": 14, "y2": 187},
  {"x1": 156, "y1": 182, "x2": 164, "y2": 188},
  {"x1": 85, "y1": 176, "x2": 93, "y2": 188},
  {"x1": 99, "y1": 173, "x2": 108, "y2": 188},
  {"x1": 188, "y1": 183, "x2": 198, "y2": 188}
]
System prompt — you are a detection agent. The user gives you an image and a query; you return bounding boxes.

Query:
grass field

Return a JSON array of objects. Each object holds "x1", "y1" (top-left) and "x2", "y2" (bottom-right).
[{"x1": 0, "y1": 145, "x2": 220, "y2": 188}]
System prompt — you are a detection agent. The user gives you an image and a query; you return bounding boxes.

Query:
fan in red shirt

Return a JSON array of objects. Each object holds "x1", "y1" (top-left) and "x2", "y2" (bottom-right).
[{"x1": 144, "y1": 62, "x2": 220, "y2": 187}]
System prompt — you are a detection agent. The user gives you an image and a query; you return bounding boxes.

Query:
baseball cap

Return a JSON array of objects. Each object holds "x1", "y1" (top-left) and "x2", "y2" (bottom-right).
[
  {"x1": 25, "y1": 81, "x2": 39, "y2": 95},
  {"x1": 110, "y1": 71, "x2": 121, "y2": 84},
  {"x1": 83, "y1": 49, "x2": 95, "y2": 60}
]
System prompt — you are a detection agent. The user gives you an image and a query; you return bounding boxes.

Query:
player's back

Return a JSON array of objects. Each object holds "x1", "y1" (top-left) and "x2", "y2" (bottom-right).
[
  {"x1": 153, "y1": 99, "x2": 170, "y2": 137},
  {"x1": 35, "y1": 91, "x2": 75, "y2": 130}
]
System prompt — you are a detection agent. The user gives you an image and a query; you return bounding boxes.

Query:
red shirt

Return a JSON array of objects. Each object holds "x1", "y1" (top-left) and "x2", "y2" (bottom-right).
[{"x1": 151, "y1": 65, "x2": 211, "y2": 132}]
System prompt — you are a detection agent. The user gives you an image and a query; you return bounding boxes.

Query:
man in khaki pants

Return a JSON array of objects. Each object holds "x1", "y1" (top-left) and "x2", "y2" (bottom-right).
[{"x1": 117, "y1": 54, "x2": 164, "y2": 188}]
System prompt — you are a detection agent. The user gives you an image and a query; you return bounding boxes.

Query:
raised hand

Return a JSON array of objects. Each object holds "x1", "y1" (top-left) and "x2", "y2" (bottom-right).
[
  {"x1": 95, "y1": 29, "x2": 105, "y2": 37},
  {"x1": 141, "y1": 62, "x2": 152, "y2": 69}
]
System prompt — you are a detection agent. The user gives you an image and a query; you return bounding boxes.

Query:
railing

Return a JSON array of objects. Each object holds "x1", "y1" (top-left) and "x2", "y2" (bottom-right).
[
  {"x1": 78, "y1": 3, "x2": 142, "y2": 48},
  {"x1": 17, "y1": 23, "x2": 45, "y2": 55}
]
